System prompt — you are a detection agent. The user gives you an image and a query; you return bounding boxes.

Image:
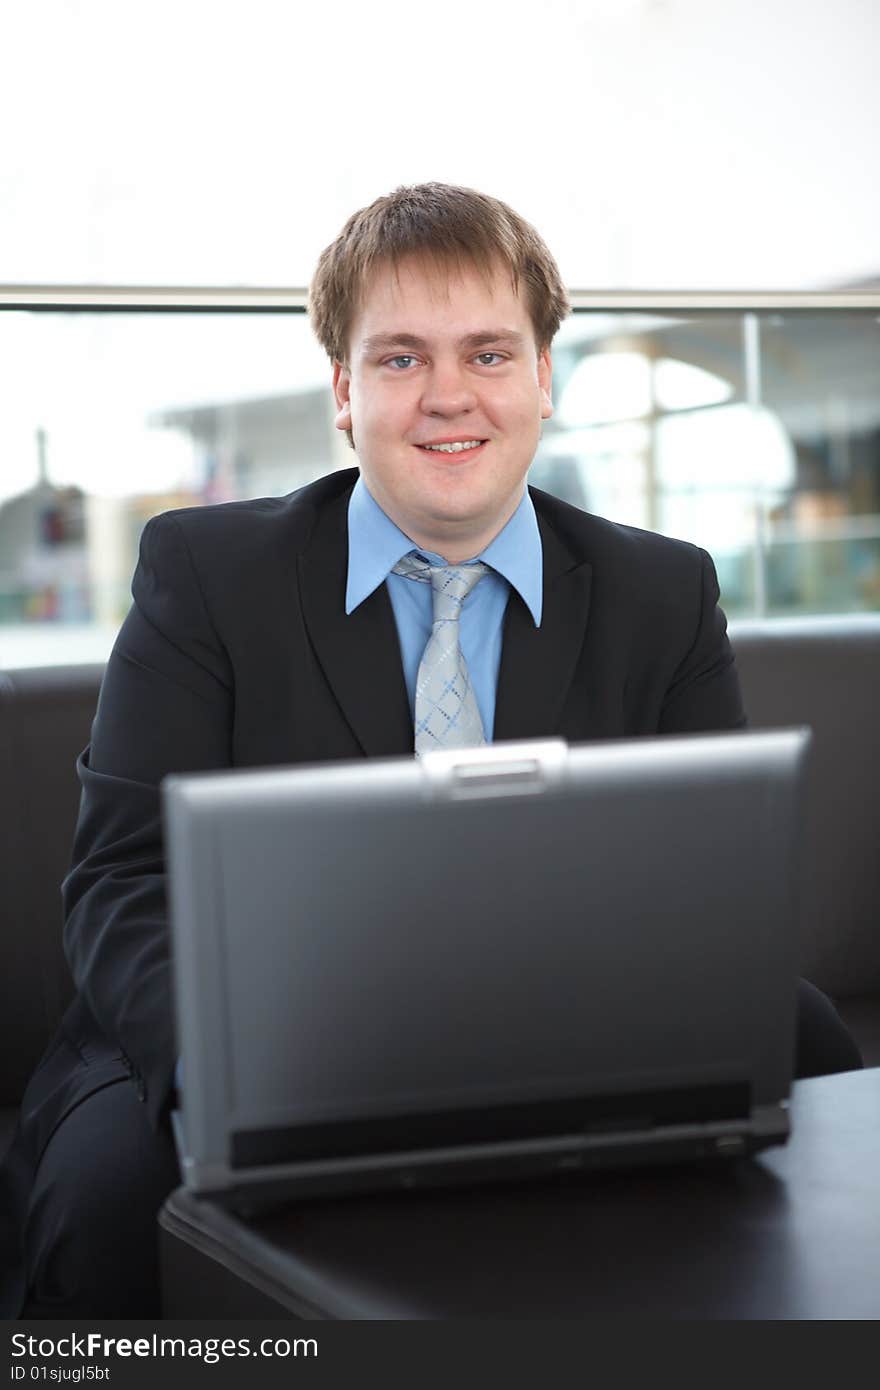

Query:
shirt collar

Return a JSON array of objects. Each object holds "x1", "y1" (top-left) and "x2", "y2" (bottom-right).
[{"x1": 345, "y1": 474, "x2": 543, "y2": 626}]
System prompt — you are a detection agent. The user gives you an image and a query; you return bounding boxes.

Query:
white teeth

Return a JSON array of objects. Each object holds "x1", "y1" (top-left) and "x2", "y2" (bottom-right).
[{"x1": 422, "y1": 440, "x2": 483, "y2": 453}]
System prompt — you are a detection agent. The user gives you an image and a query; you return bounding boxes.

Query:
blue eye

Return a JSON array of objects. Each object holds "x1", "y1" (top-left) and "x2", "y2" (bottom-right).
[{"x1": 388, "y1": 355, "x2": 417, "y2": 369}]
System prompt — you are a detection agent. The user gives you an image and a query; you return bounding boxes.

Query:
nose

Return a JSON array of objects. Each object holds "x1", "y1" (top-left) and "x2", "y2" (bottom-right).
[{"x1": 419, "y1": 360, "x2": 478, "y2": 417}]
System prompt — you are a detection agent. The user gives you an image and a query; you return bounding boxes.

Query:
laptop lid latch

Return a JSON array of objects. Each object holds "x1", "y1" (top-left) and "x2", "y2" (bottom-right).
[{"x1": 419, "y1": 739, "x2": 569, "y2": 799}]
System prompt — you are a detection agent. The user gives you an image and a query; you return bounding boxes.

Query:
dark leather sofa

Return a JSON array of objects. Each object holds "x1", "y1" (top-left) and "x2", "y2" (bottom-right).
[
  {"x1": 2, "y1": 617, "x2": 879, "y2": 1164},
  {"x1": 0, "y1": 664, "x2": 103, "y2": 1159}
]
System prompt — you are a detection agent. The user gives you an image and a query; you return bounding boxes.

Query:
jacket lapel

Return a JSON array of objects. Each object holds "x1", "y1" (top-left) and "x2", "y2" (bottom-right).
[
  {"x1": 494, "y1": 509, "x2": 592, "y2": 741},
  {"x1": 298, "y1": 488, "x2": 414, "y2": 758}
]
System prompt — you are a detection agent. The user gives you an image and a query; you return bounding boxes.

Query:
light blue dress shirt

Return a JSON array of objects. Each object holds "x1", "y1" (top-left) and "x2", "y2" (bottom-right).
[{"x1": 345, "y1": 475, "x2": 544, "y2": 741}]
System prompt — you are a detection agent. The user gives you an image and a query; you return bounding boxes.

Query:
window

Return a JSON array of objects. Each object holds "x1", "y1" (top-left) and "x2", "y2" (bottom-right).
[{"x1": 1, "y1": 293, "x2": 878, "y2": 667}]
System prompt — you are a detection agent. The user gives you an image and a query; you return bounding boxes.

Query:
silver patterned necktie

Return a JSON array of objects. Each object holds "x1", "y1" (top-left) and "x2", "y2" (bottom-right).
[{"x1": 392, "y1": 552, "x2": 490, "y2": 754}]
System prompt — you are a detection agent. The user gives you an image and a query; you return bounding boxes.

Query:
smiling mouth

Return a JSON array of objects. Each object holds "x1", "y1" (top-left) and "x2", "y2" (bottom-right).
[{"x1": 415, "y1": 440, "x2": 487, "y2": 458}]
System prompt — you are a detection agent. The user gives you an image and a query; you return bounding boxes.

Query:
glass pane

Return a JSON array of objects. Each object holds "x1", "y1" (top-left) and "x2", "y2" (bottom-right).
[
  {"x1": 755, "y1": 313, "x2": 880, "y2": 615},
  {"x1": 0, "y1": 312, "x2": 342, "y2": 667},
  {"x1": 2, "y1": 306, "x2": 879, "y2": 667},
  {"x1": 530, "y1": 309, "x2": 880, "y2": 619}
]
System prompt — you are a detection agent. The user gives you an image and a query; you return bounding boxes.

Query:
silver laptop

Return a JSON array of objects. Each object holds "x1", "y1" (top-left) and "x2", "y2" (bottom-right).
[{"x1": 163, "y1": 729, "x2": 810, "y2": 1212}]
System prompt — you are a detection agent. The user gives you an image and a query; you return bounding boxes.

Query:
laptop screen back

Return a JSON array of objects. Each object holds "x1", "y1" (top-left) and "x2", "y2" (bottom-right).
[{"x1": 164, "y1": 731, "x2": 808, "y2": 1189}]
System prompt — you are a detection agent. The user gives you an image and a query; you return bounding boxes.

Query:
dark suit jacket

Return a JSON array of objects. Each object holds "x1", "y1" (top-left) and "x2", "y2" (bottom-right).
[{"x1": 7, "y1": 466, "x2": 746, "y2": 1193}]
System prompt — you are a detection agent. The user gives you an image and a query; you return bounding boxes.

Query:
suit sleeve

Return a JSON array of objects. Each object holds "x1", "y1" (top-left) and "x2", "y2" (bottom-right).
[
  {"x1": 658, "y1": 547, "x2": 748, "y2": 734},
  {"x1": 62, "y1": 511, "x2": 234, "y2": 1130}
]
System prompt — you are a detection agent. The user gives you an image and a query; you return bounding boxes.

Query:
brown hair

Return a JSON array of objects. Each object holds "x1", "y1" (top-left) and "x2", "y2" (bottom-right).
[{"x1": 308, "y1": 182, "x2": 570, "y2": 365}]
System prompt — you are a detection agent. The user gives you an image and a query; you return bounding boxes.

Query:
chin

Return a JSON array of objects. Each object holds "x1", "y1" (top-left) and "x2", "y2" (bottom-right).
[{"x1": 423, "y1": 494, "x2": 490, "y2": 526}]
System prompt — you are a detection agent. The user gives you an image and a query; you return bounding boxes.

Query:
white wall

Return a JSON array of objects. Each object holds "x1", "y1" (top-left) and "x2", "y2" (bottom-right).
[{"x1": 1, "y1": 0, "x2": 877, "y2": 289}]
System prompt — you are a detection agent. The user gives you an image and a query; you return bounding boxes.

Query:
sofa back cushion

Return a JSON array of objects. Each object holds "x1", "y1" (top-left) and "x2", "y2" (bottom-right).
[
  {"x1": 730, "y1": 617, "x2": 880, "y2": 997},
  {"x1": 0, "y1": 664, "x2": 103, "y2": 1105}
]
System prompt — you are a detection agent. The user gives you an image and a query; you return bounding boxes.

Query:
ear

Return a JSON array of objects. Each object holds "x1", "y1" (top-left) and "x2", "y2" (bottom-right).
[
  {"x1": 332, "y1": 360, "x2": 352, "y2": 432},
  {"x1": 538, "y1": 348, "x2": 553, "y2": 420}
]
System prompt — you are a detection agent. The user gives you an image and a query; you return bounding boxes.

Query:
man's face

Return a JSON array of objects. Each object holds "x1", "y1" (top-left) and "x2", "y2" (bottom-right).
[{"x1": 332, "y1": 255, "x2": 553, "y2": 560}]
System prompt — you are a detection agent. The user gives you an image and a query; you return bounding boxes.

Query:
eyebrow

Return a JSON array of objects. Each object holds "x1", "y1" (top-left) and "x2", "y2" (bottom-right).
[{"x1": 360, "y1": 330, "x2": 527, "y2": 356}]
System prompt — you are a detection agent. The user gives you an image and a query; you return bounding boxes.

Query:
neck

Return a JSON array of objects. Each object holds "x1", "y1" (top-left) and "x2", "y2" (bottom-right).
[{"x1": 402, "y1": 497, "x2": 524, "y2": 565}]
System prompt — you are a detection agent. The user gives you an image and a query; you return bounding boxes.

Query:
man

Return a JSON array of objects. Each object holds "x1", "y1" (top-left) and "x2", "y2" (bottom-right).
[{"x1": 0, "y1": 182, "x2": 861, "y2": 1318}]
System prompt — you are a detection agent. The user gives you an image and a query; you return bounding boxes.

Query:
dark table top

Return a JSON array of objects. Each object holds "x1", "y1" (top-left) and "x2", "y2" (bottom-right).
[{"x1": 162, "y1": 1067, "x2": 880, "y2": 1319}]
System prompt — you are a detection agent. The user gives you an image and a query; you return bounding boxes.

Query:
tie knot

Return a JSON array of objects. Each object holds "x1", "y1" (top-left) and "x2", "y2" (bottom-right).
[{"x1": 392, "y1": 553, "x2": 489, "y2": 622}]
